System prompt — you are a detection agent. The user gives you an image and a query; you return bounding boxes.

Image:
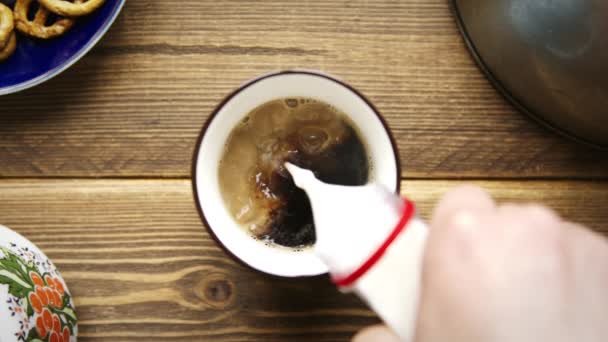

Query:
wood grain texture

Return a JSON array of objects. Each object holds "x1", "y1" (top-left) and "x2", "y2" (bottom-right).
[
  {"x1": 0, "y1": 179, "x2": 606, "y2": 341},
  {"x1": 0, "y1": 0, "x2": 607, "y2": 178},
  {"x1": 1, "y1": 2, "x2": 607, "y2": 341}
]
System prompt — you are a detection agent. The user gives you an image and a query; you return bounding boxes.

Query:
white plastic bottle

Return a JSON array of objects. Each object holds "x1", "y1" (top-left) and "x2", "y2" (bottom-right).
[{"x1": 285, "y1": 163, "x2": 428, "y2": 341}]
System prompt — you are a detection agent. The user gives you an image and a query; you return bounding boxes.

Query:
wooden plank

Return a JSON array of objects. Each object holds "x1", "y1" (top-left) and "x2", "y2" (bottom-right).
[
  {"x1": 404, "y1": 180, "x2": 608, "y2": 232},
  {"x1": 0, "y1": 0, "x2": 607, "y2": 178},
  {"x1": 0, "y1": 179, "x2": 606, "y2": 341}
]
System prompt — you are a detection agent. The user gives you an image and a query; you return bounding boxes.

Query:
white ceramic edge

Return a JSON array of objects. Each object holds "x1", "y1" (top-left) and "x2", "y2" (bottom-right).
[
  {"x1": 0, "y1": 224, "x2": 78, "y2": 340},
  {"x1": 0, "y1": 225, "x2": 28, "y2": 248},
  {"x1": 0, "y1": 224, "x2": 69, "y2": 280},
  {"x1": 194, "y1": 72, "x2": 399, "y2": 278},
  {"x1": 0, "y1": 0, "x2": 126, "y2": 96}
]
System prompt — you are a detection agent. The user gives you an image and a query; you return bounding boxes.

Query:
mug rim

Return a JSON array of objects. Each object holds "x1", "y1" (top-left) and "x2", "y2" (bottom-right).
[{"x1": 191, "y1": 70, "x2": 402, "y2": 278}]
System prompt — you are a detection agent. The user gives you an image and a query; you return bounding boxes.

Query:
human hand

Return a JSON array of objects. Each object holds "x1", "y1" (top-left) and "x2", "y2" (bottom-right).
[{"x1": 354, "y1": 185, "x2": 608, "y2": 342}]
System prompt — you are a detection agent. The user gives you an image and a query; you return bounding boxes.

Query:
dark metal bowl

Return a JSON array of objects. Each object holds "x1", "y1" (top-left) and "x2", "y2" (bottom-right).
[{"x1": 451, "y1": 0, "x2": 608, "y2": 149}]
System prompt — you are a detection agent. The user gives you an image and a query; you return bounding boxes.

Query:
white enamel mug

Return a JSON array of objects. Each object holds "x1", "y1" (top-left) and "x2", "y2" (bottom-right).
[{"x1": 192, "y1": 70, "x2": 401, "y2": 277}]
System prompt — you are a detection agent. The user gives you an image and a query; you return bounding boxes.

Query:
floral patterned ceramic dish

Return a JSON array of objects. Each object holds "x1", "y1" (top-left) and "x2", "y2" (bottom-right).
[{"x1": 0, "y1": 225, "x2": 77, "y2": 342}]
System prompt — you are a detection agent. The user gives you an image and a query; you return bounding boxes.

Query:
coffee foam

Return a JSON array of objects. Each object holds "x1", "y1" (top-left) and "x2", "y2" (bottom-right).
[{"x1": 219, "y1": 97, "x2": 371, "y2": 249}]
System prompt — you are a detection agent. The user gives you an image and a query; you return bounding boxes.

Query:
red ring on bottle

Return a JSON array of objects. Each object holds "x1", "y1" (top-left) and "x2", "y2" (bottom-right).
[{"x1": 332, "y1": 198, "x2": 415, "y2": 288}]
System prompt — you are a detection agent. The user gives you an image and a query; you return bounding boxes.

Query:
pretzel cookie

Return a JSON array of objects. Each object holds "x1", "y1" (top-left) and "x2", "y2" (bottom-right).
[
  {"x1": 0, "y1": 31, "x2": 16, "y2": 61},
  {"x1": 14, "y1": 0, "x2": 75, "y2": 39},
  {"x1": 0, "y1": 3, "x2": 14, "y2": 49},
  {"x1": 39, "y1": 0, "x2": 105, "y2": 17}
]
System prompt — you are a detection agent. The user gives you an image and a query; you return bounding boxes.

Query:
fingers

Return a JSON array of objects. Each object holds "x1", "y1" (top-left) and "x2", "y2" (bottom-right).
[
  {"x1": 563, "y1": 221, "x2": 608, "y2": 259},
  {"x1": 426, "y1": 185, "x2": 495, "y2": 264},
  {"x1": 353, "y1": 188, "x2": 497, "y2": 342},
  {"x1": 431, "y1": 185, "x2": 495, "y2": 232},
  {"x1": 497, "y1": 204, "x2": 561, "y2": 228},
  {"x1": 352, "y1": 325, "x2": 401, "y2": 342}
]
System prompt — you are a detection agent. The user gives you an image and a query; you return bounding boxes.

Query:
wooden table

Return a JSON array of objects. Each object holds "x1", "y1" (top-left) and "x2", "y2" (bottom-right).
[{"x1": 1, "y1": 1, "x2": 607, "y2": 341}]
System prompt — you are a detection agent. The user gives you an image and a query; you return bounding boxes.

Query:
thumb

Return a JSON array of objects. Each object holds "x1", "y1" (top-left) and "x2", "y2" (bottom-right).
[{"x1": 352, "y1": 325, "x2": 401, "y2": 342}]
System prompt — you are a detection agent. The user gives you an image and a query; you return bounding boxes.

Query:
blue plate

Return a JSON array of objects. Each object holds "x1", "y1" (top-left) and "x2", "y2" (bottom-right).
[{"x1": 0, "y1": 0, "x2": 125, "y2": 95}]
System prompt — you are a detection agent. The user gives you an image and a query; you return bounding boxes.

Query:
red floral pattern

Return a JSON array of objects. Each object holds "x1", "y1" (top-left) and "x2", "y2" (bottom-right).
[{"x1": 0, "y1": 246, "x2": 76, "y2": 341}]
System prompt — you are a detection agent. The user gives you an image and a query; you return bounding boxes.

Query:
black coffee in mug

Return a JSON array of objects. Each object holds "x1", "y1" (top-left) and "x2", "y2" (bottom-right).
[{"x1": 219, "y1": 97, "x2": 370, "y2": 248}]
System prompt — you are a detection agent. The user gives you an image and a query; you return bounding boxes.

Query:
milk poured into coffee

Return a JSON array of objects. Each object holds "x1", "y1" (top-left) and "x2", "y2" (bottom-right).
[{"x1": 218, "y1": 98, "x2": 369, "y2": 248}]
